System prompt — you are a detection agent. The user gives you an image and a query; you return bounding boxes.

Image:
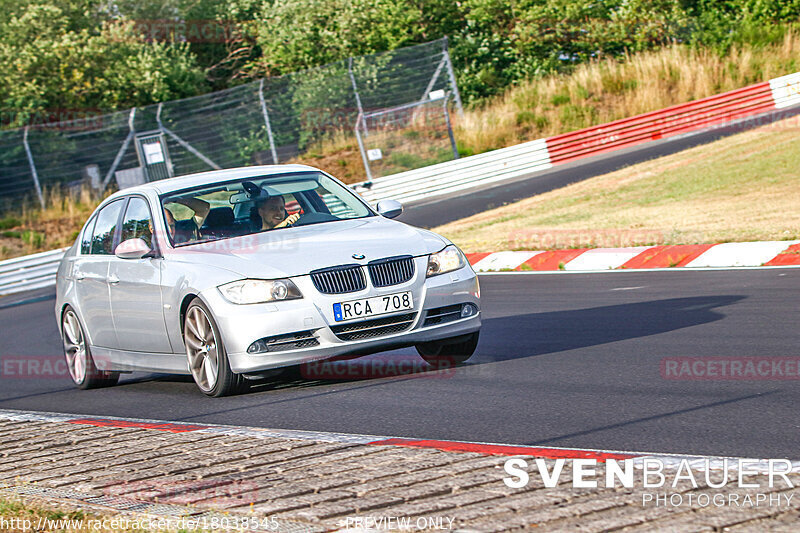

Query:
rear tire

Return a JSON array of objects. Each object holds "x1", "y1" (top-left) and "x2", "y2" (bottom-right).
[
  {"x1": 416, "y1": 331, "x2": 479, "y2": 368},
  {"x1": 184, "y1": 298, "x2": 242, "y2": 397},
  {"x1": 61, "y1": 307, "x2": 119, "y2": 389}
]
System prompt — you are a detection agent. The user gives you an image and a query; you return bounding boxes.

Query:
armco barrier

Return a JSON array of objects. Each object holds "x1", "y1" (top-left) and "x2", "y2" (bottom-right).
[
  {"x1": 546, "y1": 82, "x2": 775, "y2": 164},
  {"x1": 357, "y1": 139, "x2": 551, "y2": 205},
  {"x1": 0, "y1": 247, "x2": 68, "y2": 296},
  {"x1": 357, "y1": 70, "x2": 800, "y2": 205},
  {"x1": 3, "y1": 71, "x2": 800, "y2": 296}
]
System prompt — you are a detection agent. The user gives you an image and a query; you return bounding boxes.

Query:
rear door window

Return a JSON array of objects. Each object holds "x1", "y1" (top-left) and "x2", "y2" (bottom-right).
[
  {"x1": 90, "y1": 200, "x2": 124, "y2": 255},
  {"x1": 80, "y1": 217, "x2": 96, "y2": 255},
  {"x1": 120, "y1": 197, "x2": 154, "y2": 248}
]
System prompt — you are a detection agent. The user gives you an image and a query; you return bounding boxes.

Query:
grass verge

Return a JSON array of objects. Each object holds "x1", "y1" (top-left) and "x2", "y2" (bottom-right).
[
  {"x1": 0, "y1": 496, "x2": 145, "y2": 532},
  {"x1": 434, "y1": 115, "x2": 800, "y2": 253},
  {"x1": 0, "y1": 494, "x2": 254, "y2": 532}
]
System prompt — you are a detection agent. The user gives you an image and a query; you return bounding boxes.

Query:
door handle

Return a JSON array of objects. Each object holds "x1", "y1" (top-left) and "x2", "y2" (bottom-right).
[
  {"x1": 74, "y1": 274, "x2": 85, "y2": 281},
  {"x1": 107, "y1": 274, "x2": 120, "y2": 284}
]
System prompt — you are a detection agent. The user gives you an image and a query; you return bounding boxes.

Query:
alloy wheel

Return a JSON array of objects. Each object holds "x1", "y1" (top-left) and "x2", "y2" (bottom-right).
[
  {"x1": 185, "y1": 305, "x2": 220, "y2": 393},
  {"x1": 62, "y1": 309, "x2": 87, "y2": 384}
]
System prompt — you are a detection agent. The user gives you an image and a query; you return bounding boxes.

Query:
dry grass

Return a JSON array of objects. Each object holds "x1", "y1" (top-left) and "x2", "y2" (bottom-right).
[
  {"x1": 289, "y1": 112, "x2": 456, "y2": 182},
  {"x1": 0, "y1": 185, "x2": 109, "y2": 260},
  {"x1": 0, "y1": 495, "x2": 200, "y2": 531},
  {"x1": 434, "y1": 115, "x2": 800, "y2": 252},
  {"x1": 286, "y1": 131, "x2": 366, "y2": 184}
]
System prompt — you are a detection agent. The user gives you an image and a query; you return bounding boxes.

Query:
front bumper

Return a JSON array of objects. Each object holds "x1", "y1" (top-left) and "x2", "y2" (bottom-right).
[{"x1": 199, "y1": 263, "x2": 481, "y2": 374}]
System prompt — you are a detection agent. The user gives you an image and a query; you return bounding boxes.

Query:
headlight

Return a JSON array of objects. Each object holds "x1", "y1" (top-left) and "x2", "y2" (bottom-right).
[
  {"x1": 218, "y1": 279, "x2": 302, "y2": 304},
  {"x1": 427, "y1": 245, "x2": 466, "y2": 277}
]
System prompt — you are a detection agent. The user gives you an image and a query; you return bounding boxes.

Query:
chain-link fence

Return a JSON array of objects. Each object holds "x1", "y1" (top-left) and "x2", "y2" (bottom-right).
[
  {"x1": 0, "y1": 38, "x2": 462, "y2": 213},
  {"x1": 355, "y1": 92, "x2": 459, "y2": 181}
]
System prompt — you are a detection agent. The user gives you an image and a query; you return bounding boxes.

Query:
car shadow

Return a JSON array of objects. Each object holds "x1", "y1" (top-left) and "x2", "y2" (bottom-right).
[
  {"x1": 474, "y1": 294, "x2": 744, "y2": 363},
  {"x1": 153, "y1": 294, "x2": 744, "y2": 400}
]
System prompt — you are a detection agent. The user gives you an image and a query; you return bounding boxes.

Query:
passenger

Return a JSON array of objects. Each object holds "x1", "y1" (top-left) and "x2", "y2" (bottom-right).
[
  {"x1": 163, "y1": 208, "x2": 177, "y2": 237},
  {"x1": 162, "y1": 197, "x2": 210, "y2": 243},
  {"x1": 256, "y1": 195, "x2": 300, "y2": 230},
  {"x1": 174, "y1": 197, "x2": 211, "y2": 229},
  {"x1": 149, "y1": 208, "x2": 177, "y2": 242}
]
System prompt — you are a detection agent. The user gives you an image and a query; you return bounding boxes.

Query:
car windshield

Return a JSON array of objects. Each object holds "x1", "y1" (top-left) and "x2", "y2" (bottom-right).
[{"x1": 159, "y1": 171, "x2": 373, "y2": 246}]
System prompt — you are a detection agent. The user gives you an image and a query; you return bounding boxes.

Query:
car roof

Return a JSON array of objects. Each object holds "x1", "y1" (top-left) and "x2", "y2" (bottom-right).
[{"x1": 107, "y1": 164, "x2": 322, "y2": 199}]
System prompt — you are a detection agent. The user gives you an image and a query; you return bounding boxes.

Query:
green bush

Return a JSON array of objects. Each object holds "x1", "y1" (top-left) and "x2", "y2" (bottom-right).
[{"x1": 0, "y1": 217, "x2": 21, "y2": 230}]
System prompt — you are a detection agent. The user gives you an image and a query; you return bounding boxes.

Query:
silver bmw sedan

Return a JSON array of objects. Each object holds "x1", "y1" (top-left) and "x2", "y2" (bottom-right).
[{"x1": 55, "y1": 165, "x2": 481, "y2": 396}]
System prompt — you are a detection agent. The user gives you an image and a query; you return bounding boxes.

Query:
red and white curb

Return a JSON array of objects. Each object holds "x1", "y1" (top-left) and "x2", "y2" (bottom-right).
[
  {"x1": 466, "y1": 240, "x2": 800, "y2": 272},
  {"x1": 1, "y1": 408, "x2": 798, "y2": 474}
]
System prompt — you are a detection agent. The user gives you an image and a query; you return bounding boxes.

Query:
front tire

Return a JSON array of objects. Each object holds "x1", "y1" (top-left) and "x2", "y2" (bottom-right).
[
  {"x1": 61, "y1": 307, "x2": 119, "y2": 389},
  {"x1": 416, "y1": 331, "x2": 479, "y2": 368},
  {"x1": 184, "y1": 298, "x2": 241, "y2": 397}
]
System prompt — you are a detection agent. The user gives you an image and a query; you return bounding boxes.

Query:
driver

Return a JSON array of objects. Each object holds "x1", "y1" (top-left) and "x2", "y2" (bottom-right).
[{"x1": 256, "y1": 195, "x2": 300, "y2": 230}]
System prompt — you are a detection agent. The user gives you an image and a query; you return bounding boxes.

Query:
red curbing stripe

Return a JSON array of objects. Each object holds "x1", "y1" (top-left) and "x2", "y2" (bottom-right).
[
  {"x1": 518, "y1": 249, "x2": 590, "y2": 271},
  {"x1": 68, "y1": 418, "x2": 210, "y2": 433},
  {"x1": 621, "y1": 244, "x2": 716, "y2": 269},
  {"x1": 466, "y1": 252, "x2": 492, "y2": 265},
  {"x1": 367, "y1": 438, "x2": 638, "y2": 461},
  {"x1": 764, "y1": 243, "x2": 800, "y2": 266}
]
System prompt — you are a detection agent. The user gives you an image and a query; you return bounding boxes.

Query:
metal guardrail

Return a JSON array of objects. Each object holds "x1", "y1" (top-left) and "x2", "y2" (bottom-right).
[
  {"x1": 545, "y1": 82, "x2": 776, "y2": 165},
  {"x1": 0, "y1": 247, "x2": 68, "y2": 296},
  {"x1": 3, "y1": 71, "x2": 800, "y2": 297},
  {"x1": 356, "y1": 138, "x2": 551, "y2": 205}
]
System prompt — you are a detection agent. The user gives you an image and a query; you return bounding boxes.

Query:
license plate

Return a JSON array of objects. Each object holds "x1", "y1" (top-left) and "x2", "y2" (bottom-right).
[{"x1": 333, "y1": 291, "x2": 413, "y2": 322}]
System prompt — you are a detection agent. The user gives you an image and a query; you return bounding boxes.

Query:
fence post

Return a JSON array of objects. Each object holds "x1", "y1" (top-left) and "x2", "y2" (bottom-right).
[
  {"x1": 354, "y1": 112, "x2": 374, "y2": 186},
  {"x1": 258, "y1": 79, "x2": 280, "y2": 164},
  {"x1": 101, "y1": 107, "x2": 137, "y2": 189},
  {"x1": 420, "y1": 55, "x2": 447, "y2": 103},
  {"x1": 22, "y1": 127, "x2": 45, "y2": 209},
  {"x1": 443, "y1": 36, "x2": 464, "y2": 117},
  {"x1": 442, "y1": 95, "x2": 459, "y2": 160},
  {"x1": 348, "y1": 57, "x2": 368, "y2": 135}
]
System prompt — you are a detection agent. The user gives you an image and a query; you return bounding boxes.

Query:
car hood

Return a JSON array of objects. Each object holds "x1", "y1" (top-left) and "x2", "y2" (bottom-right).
[{"x1": 164, "y1": 217, "x2": 447, "y2": 279}]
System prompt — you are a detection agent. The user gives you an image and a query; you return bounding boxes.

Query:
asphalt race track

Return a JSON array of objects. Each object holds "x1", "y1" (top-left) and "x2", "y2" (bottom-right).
[{"x1": 1, "y1": 269, "x2": 798, "y2": 459}]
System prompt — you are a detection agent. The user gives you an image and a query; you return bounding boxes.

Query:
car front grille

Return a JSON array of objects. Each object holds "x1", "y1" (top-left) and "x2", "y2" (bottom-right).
[
  {"x1": 368, "y1": 256, "x2": 415, "y2": 288},
  {"x1": 330, "y1": 312, "x2": 416, "y2": 341},
  {"x1": 247, "y1": 330, "x2": 319, "y2": 354},
  {"x1": 311, "y1": 264, "x2": 366, "y2": 294},
  {"x1": 423, "y1": 304, "x2": 463, "y2": 327}
]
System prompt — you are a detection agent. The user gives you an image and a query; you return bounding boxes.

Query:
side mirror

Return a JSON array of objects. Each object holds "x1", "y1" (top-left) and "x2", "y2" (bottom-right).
[
  {"x1": 115, "y1": 238, "x2": 152, "y2": 260},
  {"x1": 376, "y1": 199, "x2": 403, "y2": 219}
]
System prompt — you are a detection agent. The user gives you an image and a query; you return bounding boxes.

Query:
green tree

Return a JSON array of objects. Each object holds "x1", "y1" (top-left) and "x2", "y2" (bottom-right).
[{"x1": 0, "y1": 0, "x2": 206, "y2": 126}]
